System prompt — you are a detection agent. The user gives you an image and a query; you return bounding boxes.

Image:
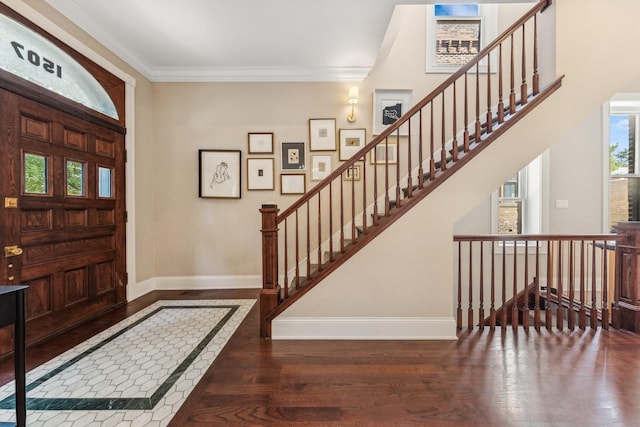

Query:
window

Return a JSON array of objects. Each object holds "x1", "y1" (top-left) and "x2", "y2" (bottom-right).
[
  {"x1": 24, "y1": 152, "x2": 48, "y2": 194},
  {"x1": 0, "y1": 14, "x2": 118, "y2": 119},
  {"x1": 608, "y1": 107, "x2": 640, "y2": 230},
  {"x1": 66, "y1": 160, "x2": 85, "y2": 197},
  {"x1": 492, "y1": 153, "x2": 547, "y2": 235},
  {"x1": 426, "y1": 4, "x2": 497, "y2": 73},
  {"x1": 498, "y1": 173, "x2": 523, "y2": 234},
  {"x1": 98, "y1": 166, "x2": 113, "y2": 198}
]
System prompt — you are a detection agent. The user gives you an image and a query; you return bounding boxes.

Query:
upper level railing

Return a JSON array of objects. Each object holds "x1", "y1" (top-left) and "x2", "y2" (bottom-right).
[
  {"x1": 260, "y1": 0, "x2": 558, "y2": 338},
  {"x1": 454, "y1": 234, "x2": 625, "y2": 332}
]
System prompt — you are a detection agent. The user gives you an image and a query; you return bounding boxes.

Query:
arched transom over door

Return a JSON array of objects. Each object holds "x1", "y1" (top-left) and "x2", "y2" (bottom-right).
[{"x1": 0, "y1": 5, "x2": 126, "y2": 355}]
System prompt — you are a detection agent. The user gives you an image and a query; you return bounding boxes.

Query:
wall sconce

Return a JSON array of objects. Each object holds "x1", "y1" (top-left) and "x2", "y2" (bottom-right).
[{"x1": 347, "y1": 86, "x2": 359, "y2": 123}]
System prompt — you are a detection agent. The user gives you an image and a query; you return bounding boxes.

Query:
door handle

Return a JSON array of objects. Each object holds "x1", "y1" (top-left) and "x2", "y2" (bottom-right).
[{"x1": 4, "y1": 246, "x2": 23, "y2": 257}]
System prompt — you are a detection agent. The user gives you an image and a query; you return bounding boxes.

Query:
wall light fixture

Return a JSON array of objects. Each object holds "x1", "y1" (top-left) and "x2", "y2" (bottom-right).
[{"x1": 347, "y1": 86, "x2": 359, "y2": 122}]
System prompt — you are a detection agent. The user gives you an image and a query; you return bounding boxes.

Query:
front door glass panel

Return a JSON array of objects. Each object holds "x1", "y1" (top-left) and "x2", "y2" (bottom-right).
[
  {"x1": 24, "y1": 152, "x2": 48, "y2": 194},
  {"x1": 98, "y1": 166, "x2": 112, "y2": 198},
  {"x1": 66, "y1": 160, "x2": 85, "y2": 196}
]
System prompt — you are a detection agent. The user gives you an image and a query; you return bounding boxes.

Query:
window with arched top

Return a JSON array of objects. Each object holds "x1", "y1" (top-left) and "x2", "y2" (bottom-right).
[{"x1": 0, "y1": 13, "x2": 119, "y2": 120}]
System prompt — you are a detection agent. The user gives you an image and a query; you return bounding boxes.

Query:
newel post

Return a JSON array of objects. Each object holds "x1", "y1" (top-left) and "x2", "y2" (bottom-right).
[
  {"x1": 260, "y1": 204, "x2": 280, "y2": 339},
  {"x1": 612, "y1": 222, "x2": 640, "y2": 332}
]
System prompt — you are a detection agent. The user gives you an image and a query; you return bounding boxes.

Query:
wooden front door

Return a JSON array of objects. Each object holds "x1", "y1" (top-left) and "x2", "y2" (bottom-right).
[{"x1": 0, "y1": 88, "x2": 126, "y2": 355}]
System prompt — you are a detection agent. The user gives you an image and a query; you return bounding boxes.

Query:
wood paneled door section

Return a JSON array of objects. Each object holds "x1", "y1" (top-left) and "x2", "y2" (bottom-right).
[{"x1": 0, "y1": 88, "x2": 126, "y2": 355}]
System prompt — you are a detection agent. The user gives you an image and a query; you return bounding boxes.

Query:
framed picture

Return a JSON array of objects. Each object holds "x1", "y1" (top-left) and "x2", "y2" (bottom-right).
[
  {"x1": 370, "y1": 142, "x2": 397, "y2": 165},
  {"x1": 311, "y1": 155, "x2": 332, "y2": 181},
  {"x1": 247, "y1": 158, "x2": 275, "y2": 190},
  {"x1": 280, "y1": 173, "x2": 306, "y2": 195},
  {"x1": 248, "y1": 132, "x2": 274, "y2": 154},
  {"x1": 343, "y1": 164, "x2": 361, "y2": 181},
  {"x1": 281, "y1": 142, "x2": 306, "y2": 170},
  {"x1": 339, "y1": 128, "x2": 366, "y2": 161},
  {"x1": 309, "y1": 118, "x2": 337, "y2": 151},
  {"x1": 199, "y1": 149, "x2": 241, "y2": 198},
  {"x1": 373, "y1": 89, "x2": 413, "y2": 136}
]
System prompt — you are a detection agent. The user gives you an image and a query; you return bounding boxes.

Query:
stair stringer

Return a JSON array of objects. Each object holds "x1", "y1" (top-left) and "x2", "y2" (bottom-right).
[{"x1": 271, "y1": 0, "x2": 640, "y2": 339}]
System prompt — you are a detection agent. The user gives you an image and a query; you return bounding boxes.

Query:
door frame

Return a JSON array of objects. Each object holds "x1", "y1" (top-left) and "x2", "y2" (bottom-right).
[{"x1": 3, "y1": 0, "x2": 138, "y2": 300}]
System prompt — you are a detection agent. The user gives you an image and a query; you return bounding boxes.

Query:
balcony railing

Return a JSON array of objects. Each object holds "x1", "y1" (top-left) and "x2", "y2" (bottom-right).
[{"x1": 453, "y1": 227, "x2": 640, "y2": 332}]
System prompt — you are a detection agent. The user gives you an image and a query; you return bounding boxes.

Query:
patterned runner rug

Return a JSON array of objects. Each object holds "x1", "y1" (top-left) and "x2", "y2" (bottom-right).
[{"x1": 0, "y1": 299, "x2": 255, "y2": 426}]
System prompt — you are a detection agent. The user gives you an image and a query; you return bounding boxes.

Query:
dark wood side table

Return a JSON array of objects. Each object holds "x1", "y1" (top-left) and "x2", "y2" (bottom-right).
[{"x1": 0, "y1": 286, "x2": 27, "y2": 427}]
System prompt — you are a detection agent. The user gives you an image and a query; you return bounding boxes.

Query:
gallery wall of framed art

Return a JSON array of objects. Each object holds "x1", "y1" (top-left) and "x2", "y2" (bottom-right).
[{"x1": 199, "y1": 87, "x2": 416, "y2": 201}]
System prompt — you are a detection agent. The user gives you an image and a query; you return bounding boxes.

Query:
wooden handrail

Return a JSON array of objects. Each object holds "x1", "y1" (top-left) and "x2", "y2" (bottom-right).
[
  {"x1": 395, "y1": 0, "x2": 552, "y2": 129},
  {"x1": 261, "y1": 0, "x2": 561, "y2": 338},
  {"x1": 455, "y1": 234, "x2": 624, "y2": 242},
  {"x1": 277, "y1": 0, "x2": 553, "y2": 223}
]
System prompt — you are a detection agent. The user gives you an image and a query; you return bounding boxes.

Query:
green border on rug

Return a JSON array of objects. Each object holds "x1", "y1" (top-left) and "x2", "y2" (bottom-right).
[{"x1": 0, "y1": 305, "x2": 239, "y2": 411}]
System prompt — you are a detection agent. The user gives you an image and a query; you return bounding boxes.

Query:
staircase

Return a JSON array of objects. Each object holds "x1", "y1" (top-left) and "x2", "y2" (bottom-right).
[{"x1": 260, "y1": 0, "x2": 560, "y2": 338}]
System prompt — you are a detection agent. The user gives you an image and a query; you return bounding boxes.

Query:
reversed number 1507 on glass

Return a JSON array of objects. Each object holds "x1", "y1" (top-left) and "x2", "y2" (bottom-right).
[{"x1": 11, "y1": 41, "x2": 63, "y2": 78}]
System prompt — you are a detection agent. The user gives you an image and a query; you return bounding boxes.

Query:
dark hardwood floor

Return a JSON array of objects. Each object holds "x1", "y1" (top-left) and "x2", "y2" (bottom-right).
[{"x1": 1, "y1": 289, "x2": 640, "y2": 426}]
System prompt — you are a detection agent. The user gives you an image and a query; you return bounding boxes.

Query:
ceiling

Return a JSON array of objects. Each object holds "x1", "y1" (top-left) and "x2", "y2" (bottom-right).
[
  {"x1": 44, "y1": 0, "x2": 429, "y2": 82},
  {"x1": 43, "y1": 0, "x2": 534, "y2": 83}
]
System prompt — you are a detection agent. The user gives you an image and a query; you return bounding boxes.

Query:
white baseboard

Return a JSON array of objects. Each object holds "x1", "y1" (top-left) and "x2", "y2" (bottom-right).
[
  {"x1": 126, "y1": 275, "x2": 261, "y2": 302},
  {"x1": 155, "y1": 275, "x2": 262, "y2": 290},
  {"x1": 126, "y1": 277, "x2": 156, "y2": 301},
  {"x1": 271, "y1": 317, "x2": 458, "y2": 340}
]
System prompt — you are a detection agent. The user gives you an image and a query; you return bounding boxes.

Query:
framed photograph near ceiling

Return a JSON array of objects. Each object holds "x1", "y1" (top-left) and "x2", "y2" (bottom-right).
[{"x1": 425, "y1": 4, "x2": 497, "y2": 74}]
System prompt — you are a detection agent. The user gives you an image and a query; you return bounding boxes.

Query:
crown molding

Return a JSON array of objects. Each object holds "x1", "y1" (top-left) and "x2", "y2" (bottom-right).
[{"x1": 145, "y1": 66, "x2": 370, "y2": 83}]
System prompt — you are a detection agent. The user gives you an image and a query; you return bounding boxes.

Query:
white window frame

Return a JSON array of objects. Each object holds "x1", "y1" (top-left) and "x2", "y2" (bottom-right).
[
  {"x1": 426, "y1": 4, "x2": 498, "y2": 74},
  {"x1": 604, "y1": 95, "x2": 640, "y2": 232},
  {"x1": 497, "y1": 169, "x2": 526, "y2": 234},
  {"x1": 491, "y1": 151, "x2": 549, "y2": 252}
]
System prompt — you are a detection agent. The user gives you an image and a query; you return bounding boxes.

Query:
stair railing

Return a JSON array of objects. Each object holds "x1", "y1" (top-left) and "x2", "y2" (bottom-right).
[
  {"x1": 261, "y1": 0, "x2": 558, "y2": 338},
  {"x1": 454, "y1": 234, "x2": 624, "y2": 332}
]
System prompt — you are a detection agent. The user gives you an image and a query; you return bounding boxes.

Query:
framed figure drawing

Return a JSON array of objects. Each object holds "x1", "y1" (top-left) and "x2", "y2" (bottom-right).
[
  {"x1": 199, "y1": 149, "x2": 241, "y2": 198},
  {"x1": 309, "y1": 118, "x2": 337, "y2": 151},
  {"x1": 373, "y1": 89, "x2": 412, "y2": 136},
  {"x1": 281, "y1": 142, "x2": 306, "y2": 170}
]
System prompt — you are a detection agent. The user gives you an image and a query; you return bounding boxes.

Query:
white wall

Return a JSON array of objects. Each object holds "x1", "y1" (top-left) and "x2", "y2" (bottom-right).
[{"x1": 151, "y1": 82, "x2": 357, "y2": 283}]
